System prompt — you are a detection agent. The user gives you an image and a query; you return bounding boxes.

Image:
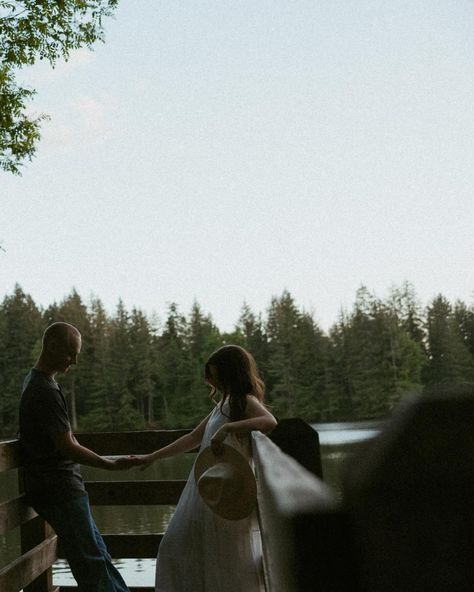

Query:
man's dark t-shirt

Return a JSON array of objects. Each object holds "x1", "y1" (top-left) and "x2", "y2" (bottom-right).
[{"x1": 19, "y1": 369, "x2": 86, "y2": 506}]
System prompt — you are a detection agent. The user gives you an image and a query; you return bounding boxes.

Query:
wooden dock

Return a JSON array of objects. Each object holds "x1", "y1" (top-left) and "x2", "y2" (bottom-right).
[{"x1": 1, "y1": 387, "x2": 473, "y2": 591}]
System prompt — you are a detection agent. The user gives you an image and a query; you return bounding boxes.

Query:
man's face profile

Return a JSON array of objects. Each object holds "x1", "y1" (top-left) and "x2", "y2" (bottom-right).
[{"x1": 52, "y1": 332, "x2": 82, "y2": 374}]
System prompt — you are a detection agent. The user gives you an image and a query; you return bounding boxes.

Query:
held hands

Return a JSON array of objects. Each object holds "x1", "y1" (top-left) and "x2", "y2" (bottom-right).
[
  {"x1": 105, "y1": 455, "x2": 143, "y2": 470},
  {"x1": 106, "y1": 454, "x2": 159, "y2": 471}
]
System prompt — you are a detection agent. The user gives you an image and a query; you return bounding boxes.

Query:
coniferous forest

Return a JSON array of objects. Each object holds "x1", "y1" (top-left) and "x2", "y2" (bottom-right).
[{"x1": 1, "y1": 283, "x2": 473, "y2": 437}]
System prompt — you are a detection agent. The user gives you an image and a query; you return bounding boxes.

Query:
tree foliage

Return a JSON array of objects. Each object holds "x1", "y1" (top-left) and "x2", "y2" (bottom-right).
[
  {"x1": 0, "y1": 0, "x2": 118, "y2": 174},
  {"x1": 1, "y1": 283, "x2": 473, "y2": 436}
]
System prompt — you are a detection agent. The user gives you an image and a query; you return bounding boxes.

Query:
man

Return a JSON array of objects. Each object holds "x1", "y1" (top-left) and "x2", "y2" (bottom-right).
[{"x1": 19, "y1": 322, "x2": 136, "y2": 592}]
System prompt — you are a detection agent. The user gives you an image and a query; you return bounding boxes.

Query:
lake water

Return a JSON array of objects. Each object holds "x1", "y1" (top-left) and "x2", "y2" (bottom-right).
[{"x1": 0, "y1": 422, "x2": 381, "y2": 588}]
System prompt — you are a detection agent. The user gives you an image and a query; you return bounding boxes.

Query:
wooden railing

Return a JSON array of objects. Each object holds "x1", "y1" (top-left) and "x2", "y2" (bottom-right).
[
  {"x1": 253, "y1": 388, "x2": 474, "y2": 592},
  {"x1": 252, "y1": 427, "x2": 355, "y2": 592}
]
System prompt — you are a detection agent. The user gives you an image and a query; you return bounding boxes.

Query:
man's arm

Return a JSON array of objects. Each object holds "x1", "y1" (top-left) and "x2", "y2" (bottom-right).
[{"x1": 52, "y1": 431, "x2": 135, "y2": 470}]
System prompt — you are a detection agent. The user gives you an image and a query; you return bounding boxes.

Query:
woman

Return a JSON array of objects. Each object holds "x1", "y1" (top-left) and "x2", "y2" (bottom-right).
[{"x1": 138, "y1": 345, "x2": 277, "y2": 591}]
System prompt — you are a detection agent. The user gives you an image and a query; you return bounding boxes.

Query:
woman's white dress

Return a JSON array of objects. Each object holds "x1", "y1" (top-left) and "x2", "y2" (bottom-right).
[{"x1": 155, "y1": 400, "x2": 264, "y2": 592}]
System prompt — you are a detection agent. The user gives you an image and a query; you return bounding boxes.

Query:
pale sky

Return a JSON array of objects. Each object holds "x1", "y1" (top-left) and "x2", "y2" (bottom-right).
[{"x1": 2, "y1": 0, "x2": 473, "y2": 331}]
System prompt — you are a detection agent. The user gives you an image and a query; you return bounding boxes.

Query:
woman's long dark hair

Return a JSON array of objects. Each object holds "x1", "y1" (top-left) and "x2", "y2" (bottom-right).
[{"x1": 204, "y1": 345, "x2": 265, "y2": 421}]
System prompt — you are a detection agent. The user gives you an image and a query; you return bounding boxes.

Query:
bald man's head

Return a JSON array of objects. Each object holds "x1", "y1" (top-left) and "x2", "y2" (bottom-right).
[
  {"x1": 39, "y1": 322, "x2": 82, "y2": 375},
  {"x1": 42, "y1": 322, "x2": 80, "y2": 349}
]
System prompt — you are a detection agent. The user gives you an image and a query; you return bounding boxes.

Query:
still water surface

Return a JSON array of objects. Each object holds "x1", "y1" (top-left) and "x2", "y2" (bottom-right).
[{"x1": 0, "y1": 422, "x2": 380, "y2": 588}]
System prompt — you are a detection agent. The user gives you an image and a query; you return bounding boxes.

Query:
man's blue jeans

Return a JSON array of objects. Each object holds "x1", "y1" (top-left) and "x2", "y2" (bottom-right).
[{"x1": 34, "y1": 494, "x2": 129, "y2": 592}]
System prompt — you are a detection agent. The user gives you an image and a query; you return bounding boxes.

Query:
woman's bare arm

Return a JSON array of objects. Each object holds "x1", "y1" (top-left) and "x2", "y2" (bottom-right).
[
  {"x1": 137, "y1": 410, "x2": 213, "y2": 467},
  {"x1": 211, "y1": 395, "x2": 277, "y2": 447}
]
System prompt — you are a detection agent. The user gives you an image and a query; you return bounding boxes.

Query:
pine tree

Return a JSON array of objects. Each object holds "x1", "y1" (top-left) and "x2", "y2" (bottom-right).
[
  {"x1": 0, "y1": 285, "x2": 44, "y2": 435},
  {"x1": 154, "y1": 304, "x2": 192, "y2": 427},
  {"x1": 236, "y1": 303, "x2": 269, "y2": 386},
  {"x1": 106, "y1": 300, "x2": 143, "y2": 430},
  {"x1": 185, "y1": 302, "x2": 223, "y2": 423},
  {"x1": 128, "y1": 308, "x2": 155, "y2": 425},
  {"x1": 265, "y1": 291, "x2": 327, "y2": 420},
  {"x1": 453, "y1": 300, "x2": 474, "y2": 359},
  {"x1": 388, "y1": 282, "x2": 426, "y2": 348},
  {"x1": 424, "y1": 295, "x2": 474, "y2": 386},
  {"x1": 326, "y1": 313, "x2": 357, "y2": 418},
  {"x1": 79, "y1": 297, "x2": 113, "y2": 431},
  {"x1": 327, "y1": 287, "x2": 424, "y2": 419}
]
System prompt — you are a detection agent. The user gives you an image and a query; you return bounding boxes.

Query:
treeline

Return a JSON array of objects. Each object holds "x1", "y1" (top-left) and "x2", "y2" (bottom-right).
[{"x1": 1, "y1": 283, "x2": 473, "y2": 436}]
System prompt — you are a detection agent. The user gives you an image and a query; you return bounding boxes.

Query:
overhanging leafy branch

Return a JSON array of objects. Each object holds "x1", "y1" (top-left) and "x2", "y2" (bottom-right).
[{"x1": 0, "y1": 0, "x2": 118, "y2": 174}]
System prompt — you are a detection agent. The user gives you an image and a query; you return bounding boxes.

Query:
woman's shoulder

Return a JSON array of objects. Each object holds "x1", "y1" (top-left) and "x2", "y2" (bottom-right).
[{"x1": 244, "y1": 393, "x2": 265, "y2": 409}]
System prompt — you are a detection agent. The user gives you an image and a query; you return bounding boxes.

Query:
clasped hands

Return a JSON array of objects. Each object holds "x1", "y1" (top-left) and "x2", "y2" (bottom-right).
[
  {"x1": 105, "y1": 425, "x2": 230, "y2": 470},
  {"x1": 105, "y1": 455, "x2": 145, "y2": 470}
]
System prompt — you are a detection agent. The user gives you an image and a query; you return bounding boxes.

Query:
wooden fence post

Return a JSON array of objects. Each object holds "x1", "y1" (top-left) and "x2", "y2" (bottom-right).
[
  {"x1": 18, "y1": 469, "x2": 55, "y2": 592},
  {"x1": 269, "y1": 418, "x2": 323, "y2": 479}
]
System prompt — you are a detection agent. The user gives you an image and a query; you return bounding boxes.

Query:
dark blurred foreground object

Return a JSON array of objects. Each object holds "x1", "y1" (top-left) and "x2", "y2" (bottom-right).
[
  {"x1": 269, "y1": 417, "x2": 323, "y2": 479},
  {"x1": 264, "y1": 418, "x2": 356, "y2": 591},
  {"x1": 344, "y1": 384, "x2": 474, "y2": 592}
]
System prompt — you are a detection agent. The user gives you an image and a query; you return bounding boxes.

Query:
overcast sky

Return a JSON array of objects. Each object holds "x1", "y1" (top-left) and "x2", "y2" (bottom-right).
[{"x1": 2, "y1": 0, "x2": 473, "y2": 331}]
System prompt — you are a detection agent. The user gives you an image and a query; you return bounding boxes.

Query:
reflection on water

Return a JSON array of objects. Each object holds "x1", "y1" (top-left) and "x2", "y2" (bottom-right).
[
  {"x1": 313, "y1": 420, "x2": 381, "y2": 446},
  {"x1": 1, "y1": 423, "x2": 381, "y2": 587},
  {"x1": 54, "y1": 557, "x2": 157, "y2": 587},
  {"x1": 319, "y1": 428, "x2": 378, "y2": 445},
  {"x1": 316, "y1": 421, "x2": 382, "y2": 501}
]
